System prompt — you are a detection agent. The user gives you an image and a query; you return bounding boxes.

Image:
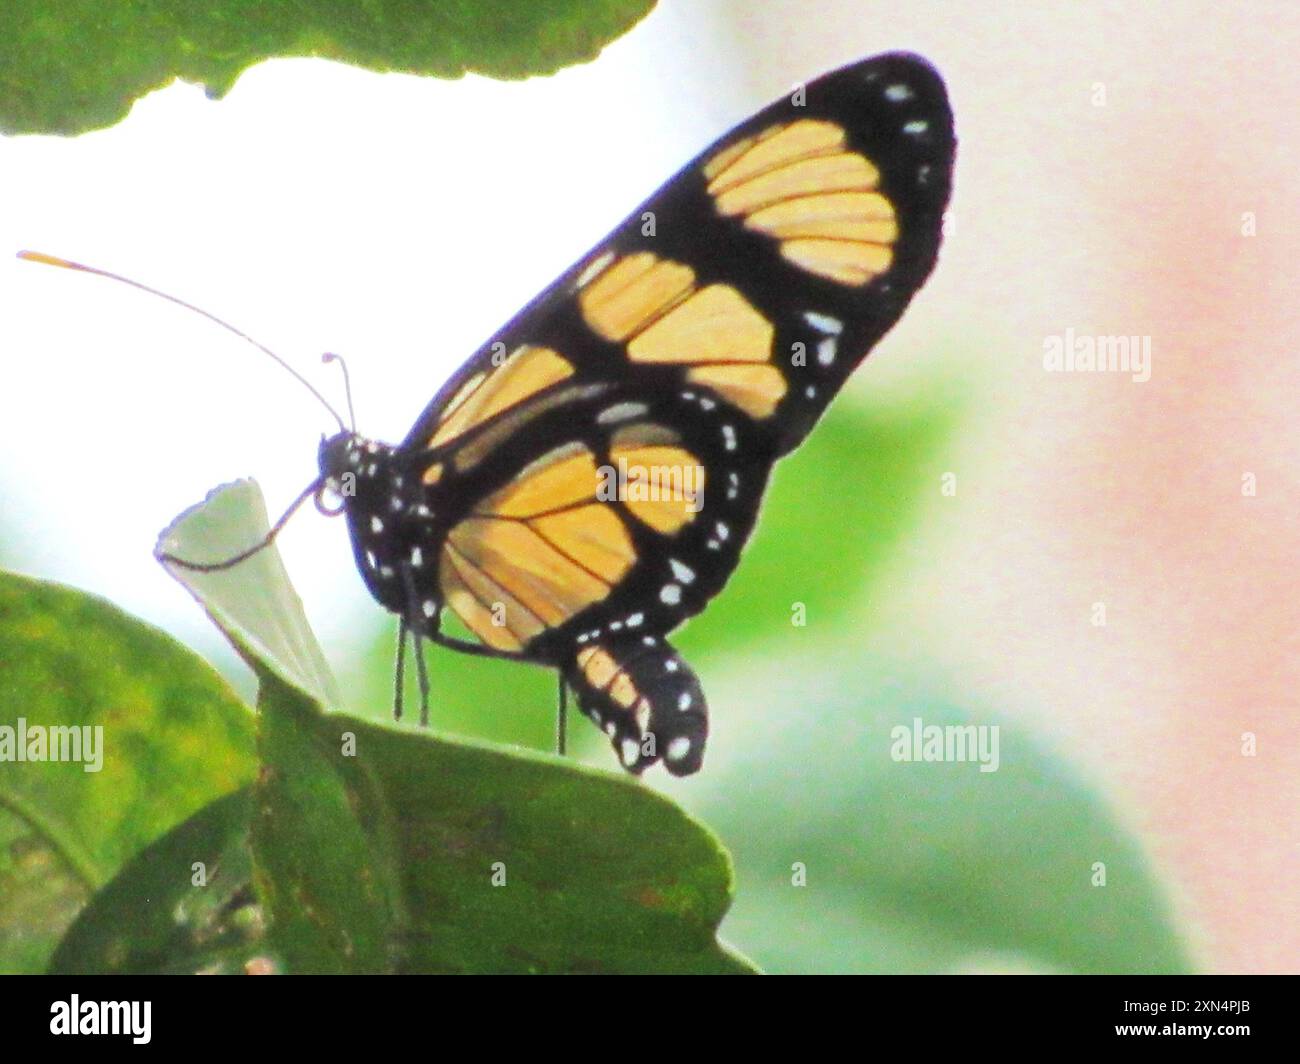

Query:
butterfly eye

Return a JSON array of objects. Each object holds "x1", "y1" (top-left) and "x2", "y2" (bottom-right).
[{"x1": 314, "y1": 482, "x2": 347, "y2": 517}]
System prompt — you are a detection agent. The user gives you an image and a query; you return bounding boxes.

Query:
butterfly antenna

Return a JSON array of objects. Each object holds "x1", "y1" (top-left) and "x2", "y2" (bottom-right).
[
  {"x1": 156, "y1": 477, "x2": 324, "y2": 572},
  {"x1": 321, "y1": 352, "x2": 357, "y2": 431},
  {"x1": 17, "y1": 250, "x2": 347, "y2": 432}
]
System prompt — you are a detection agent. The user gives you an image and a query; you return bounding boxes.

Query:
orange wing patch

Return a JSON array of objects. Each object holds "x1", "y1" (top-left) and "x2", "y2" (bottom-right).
[
  {"x1": 684, "y1": 362, "x2": 786, "y2": 418},
  {"x1": 441, "y1": 543, "x2": 540, "y2": 651},
  {"x1": 578, "y1": 253, "x2": 695, "y2": 342},
  {"x1": 439, "y1": 442, "x2": 637, "y2": 650},
  {"x1": 705, "y1": 119, "x2": 898, "y2": 286},
  {"x1": 576, "y1": 646, "x2": 648, "y2": 715},
  {"x1": 477, "y1": 442, "x2": 600, "y2": 517},
  {"x1": 627, "y1": 284, "x2": 785, "y2": 418},
  {"x1": 627, "y1": 284, "x2": 771, "y2": 364},
  {"x1": 578, "y1": 254, "x2": 786, "y2": 419},
  {"x1": 428, "y1": 345, "x2": 574, "y2": 451},
  {"x1": 610, "y1": 427, "x2": 707, "y2": 535}
]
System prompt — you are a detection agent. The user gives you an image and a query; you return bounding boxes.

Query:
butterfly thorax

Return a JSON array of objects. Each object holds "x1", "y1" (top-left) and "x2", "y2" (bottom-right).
[{"x1": 318, "y1": 431, "x2": 438, "y2": 618}]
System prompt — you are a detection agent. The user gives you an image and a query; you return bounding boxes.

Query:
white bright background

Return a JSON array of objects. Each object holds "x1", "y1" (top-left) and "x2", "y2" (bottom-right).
[{"x1": 0, "y1": 4, "x2": 765, "y2": 682}]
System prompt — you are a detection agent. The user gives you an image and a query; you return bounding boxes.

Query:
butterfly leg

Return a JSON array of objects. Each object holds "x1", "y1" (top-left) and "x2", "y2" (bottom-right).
[
  {"x1": 556, "y1": 675, "x2": 568, "y2": 757},
  {"x1": 393, "y1": 618, "x2": 408, "y2": 721},
  {"x1": 398, "y1": 562, "x2": 433, "y2": 726},
  {"x1": 411, "y1": 625, "x2": 431, "y2": 727},
  {"x1": 427, "y1": 630, "x2": 527, "y2": 662}
]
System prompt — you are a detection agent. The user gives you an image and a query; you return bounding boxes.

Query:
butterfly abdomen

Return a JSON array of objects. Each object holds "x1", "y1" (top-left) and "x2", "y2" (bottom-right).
[{"x1": 566, "y1": 635, "x2": 708, "y2": 776}]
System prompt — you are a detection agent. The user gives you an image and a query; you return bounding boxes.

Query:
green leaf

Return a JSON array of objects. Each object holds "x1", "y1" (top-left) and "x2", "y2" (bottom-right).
[
  {"x1": 0, "y1": 570, "x2": 256, "y2": 973},
  {"x1": 163, "y1": 481, "x2": 753, "y2": 973},
  {"x1": 0, "y1": 0, "x2": 657, "y2": 136},
  {"x1": 48, "y1": 788, "x2": 265, "y2": 975},
  {"x1": 254, "y1": 675, "x2": 752, "y2": 973}
]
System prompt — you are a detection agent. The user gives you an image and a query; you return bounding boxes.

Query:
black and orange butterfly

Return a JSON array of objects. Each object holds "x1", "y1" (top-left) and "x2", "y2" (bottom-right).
[
  {"x1": 28, "y1": 52, "x2": 954, "y2": 777},
  {"x1": 316, "y1": 52, "x2": 954, "y2": 775}
]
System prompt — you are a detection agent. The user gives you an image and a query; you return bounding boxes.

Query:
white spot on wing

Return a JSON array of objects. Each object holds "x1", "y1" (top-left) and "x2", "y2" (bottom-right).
[
  {"x1": 576, "y1": 250, "x2": 616, "y2": 289},
  {"x1": 804, "y1": 311, "x2": 843, "y2": 335},
  {"x1": 666, "y1": 737, "x2": 692, "y2": 762},
  {"x1": 596, "y1": 401, "x2": 650, "y2": 425}
]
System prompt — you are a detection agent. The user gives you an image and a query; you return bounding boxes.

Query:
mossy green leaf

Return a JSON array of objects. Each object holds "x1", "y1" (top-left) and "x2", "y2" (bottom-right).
[
  {"x1": 0, "y1": 0, "x2": 657, "y2": 135},
  {"x1": 162, "y1": 481, "x2": 753, "y2": 973},
  {"x1": 0, "y1": 570, "x2": 256, "y2": 973},
  {"x1": 47, "y1": 788, "x2": 266, "y2": 974}
]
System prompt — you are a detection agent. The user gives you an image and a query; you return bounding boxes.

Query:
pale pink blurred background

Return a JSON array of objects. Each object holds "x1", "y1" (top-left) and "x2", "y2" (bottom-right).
[{"x1": 719, "y1": 0, "x2": 1299, "y2": 972}]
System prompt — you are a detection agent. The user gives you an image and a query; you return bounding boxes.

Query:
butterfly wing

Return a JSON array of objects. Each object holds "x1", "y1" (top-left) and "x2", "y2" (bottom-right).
[
  {"x1": 367, "y1": 52, "x2": 953, "y2": 773},
  {"x1": 398, "y1": 381, "x2": 770, "y2": 659},
  {"x1": 388, "y1": 380, "x2": 769, "y2": 774},
  {"x1": 402, "y1": 51, "x2": 953, "y2": 461}
]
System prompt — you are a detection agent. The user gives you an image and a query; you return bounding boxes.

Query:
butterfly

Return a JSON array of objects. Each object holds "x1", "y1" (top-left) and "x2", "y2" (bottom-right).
[
  {"x1": 24, "y1": 51, "x2": 953, "y2": 778},
  {"x1": 314, "y1": 51, "x2": 954, "y2": 776}
]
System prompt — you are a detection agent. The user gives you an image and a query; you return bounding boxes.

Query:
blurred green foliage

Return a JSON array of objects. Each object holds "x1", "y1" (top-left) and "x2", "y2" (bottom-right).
[
  {"x1": 48, "y1": 789, "x2": 260, "y2": 975},
  {"x1": 19, "y1": 482, "x2": 751, "y2": 975},
  {"x1": 0, "y1": 0, "x2": 655, "y2": 135},
  {"x1": 0, "y1": 383, "x2": 1193, "y2": 974},
  {"x1": 335, "y1": 394, "x2": 1191, "y2": 973},
  {"x1": 0, "y1": 572, "x2": 256, "y2": 973},
  {"x1": 249, "y1": 673, "x2": 751, "y2": 974}
]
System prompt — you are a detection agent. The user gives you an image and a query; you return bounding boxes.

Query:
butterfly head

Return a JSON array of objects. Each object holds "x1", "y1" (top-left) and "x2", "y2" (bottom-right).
[
  {"x1": 317, "y1": 430, "x2": 405, "y2": 517},
  {"x1": 318, "y1": 430, "x2": 427, "y2": 614},
  {"x1": 317, "y1": 429, "x2": 366, "y2": 494}
]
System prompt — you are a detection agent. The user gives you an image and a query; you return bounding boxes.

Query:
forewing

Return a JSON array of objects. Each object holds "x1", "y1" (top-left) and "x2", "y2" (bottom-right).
[{"x1": 401, "y1": 52, "x2": 954, "y2": 459}]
